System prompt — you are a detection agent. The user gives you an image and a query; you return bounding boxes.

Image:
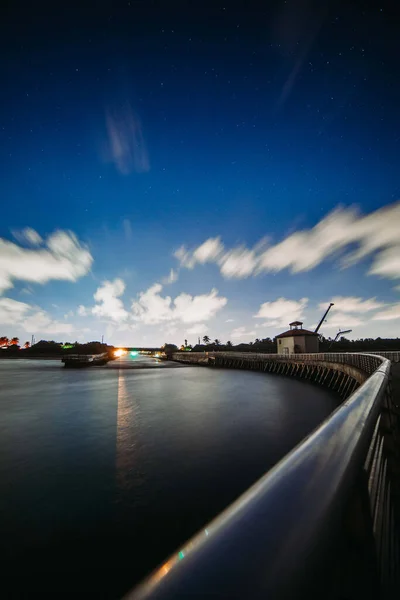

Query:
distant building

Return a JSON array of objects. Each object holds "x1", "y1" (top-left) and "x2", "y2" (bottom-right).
[{"x1": 275, "y1": 321, "x2": 319, "y2": 354}]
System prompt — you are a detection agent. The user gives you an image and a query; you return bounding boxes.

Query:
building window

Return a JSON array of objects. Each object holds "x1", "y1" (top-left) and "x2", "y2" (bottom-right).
[{"x1": 279, "y1": 339, "x2": 281, "y2": 344}]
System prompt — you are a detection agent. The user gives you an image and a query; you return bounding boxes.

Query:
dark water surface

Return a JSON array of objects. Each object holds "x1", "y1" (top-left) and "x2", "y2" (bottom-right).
[{"x1": 0, "y1": 356, "x2": 336, "y2": 598}]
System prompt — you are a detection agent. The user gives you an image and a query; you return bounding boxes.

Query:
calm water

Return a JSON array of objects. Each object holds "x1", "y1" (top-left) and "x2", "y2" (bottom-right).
[{"x1": 0, "y1": 356, "x2": 336, "y2": 599}]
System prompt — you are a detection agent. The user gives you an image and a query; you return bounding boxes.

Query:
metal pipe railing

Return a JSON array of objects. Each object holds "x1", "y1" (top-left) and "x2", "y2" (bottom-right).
[{"x1": 126, "y1": 353, "x2": 399, "y2": 599}]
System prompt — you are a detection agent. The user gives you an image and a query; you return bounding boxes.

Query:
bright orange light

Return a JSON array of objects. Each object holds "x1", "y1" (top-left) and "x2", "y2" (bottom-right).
[{"x1": 114, "y1": 348, "x2": 126, "y2": 357}]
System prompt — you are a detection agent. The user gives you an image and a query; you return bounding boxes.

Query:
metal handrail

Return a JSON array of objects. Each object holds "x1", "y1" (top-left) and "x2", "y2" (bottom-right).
[{"x1": 127, "y1": 353, "x2": 397, "y2": 599}]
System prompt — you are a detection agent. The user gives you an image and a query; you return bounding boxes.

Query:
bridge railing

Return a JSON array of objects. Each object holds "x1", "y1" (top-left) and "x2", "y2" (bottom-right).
[
  {"x1": 172, "y1": 351, "x2": 396, "y2": 374},
  {"x1": 127, "y1": 353, "x2": 399, "y2": 599}
]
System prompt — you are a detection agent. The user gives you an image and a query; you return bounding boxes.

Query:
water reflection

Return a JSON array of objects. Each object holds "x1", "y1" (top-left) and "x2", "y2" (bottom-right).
[{"x1": 116, "y1": 370, "x2": 138, "y2": 492}]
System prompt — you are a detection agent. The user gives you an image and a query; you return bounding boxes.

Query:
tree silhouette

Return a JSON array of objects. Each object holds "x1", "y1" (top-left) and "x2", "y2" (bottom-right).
[
  {"x1": 10, "y1": 337, "x2": 19, "y2": 346},
  {"x1": 226, "y1": 340, "x2": 232, "y2": 347},
  {"x1": 24, "y1": 341, "x2": 30, "y2": 349},
  {"x1": 214, "y1": 339, "x2": 221, "y2": 346},
  {"x1": 203, "y1": 335, "x2": 210, "y2": 344},
  {"x1": 0, "y1": 336, "x2": 9, "y2": 347}
]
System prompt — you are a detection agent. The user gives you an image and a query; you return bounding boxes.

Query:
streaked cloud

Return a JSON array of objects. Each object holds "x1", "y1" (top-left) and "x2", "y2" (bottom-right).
[
  {"x1": 0, "y1": 229, "x2": 93, "y2": 294},
  {"x1": 105, "y1": 104, "x2": 149, "y2": 174},
  {"x1": 174, "y1": 237, "x2": 223, "y2": 269},
  {"x1": 254, "y1": 297, "x2": 308, "y2": 327},
  {"x1": 315, "y1": 296, "x2": 388, "y2": 330},
  {"x1": 317, "y1": 312, "x2": 365, "y2": 329},
  {"x1": 162, "y1": 268, "x2": 178, "y2": 284},
  {"x1": 122, "y1": 218, "x2": 133, "y2": 242},
  {"x1": 318, "y1": 296, "x2": 385, "y2": 314},
  {"x1": 175, "y1": 202, "x2": 400, "y2": 281},
  {"x1": 12, "y1": 227, "x2": 43, "y2": 246},
  {"x1": 373, "y1": 303, "x2": 400, "y2": 321},
  {"x1": 219, "y1": 246, "x2": 259, "y2": 279}
]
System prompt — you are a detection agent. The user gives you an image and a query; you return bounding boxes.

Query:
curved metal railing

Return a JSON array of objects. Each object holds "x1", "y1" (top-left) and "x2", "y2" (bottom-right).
[{"x1": 126, "y1": 353, "x2": 399, "y2": 599}]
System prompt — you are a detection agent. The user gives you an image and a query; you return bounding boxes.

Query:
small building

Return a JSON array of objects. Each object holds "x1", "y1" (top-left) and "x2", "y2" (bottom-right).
[{"x1": 275, "y1": 321, "x2": 319, "y2": 354}]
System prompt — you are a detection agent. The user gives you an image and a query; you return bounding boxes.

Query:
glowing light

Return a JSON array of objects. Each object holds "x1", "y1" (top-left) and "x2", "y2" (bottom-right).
[
  {"x1": 114, "y1": 348, "x2": 126, "y2": 357},
  {"x1": 154, "y1": 353, "x2": 160, "y2": 358},
  {"x1": 130, "y1": 351, "x2": 138, "y2": 356},
  {"x1": 178, "y1": 551, "x2": 185, "y2": 560}
]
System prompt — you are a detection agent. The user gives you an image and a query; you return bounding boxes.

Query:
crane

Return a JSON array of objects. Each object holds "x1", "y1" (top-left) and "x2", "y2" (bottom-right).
[
  {"x1": 314, "y1": 302, "x2": 334, "y2": 334},
  {"x1": 328, "y1": 329, "x2": 352, "y2": 349}
]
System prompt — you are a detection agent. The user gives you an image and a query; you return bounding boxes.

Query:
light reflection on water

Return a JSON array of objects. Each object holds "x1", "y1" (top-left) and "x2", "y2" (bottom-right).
[{"x1": 0, "y1": 357, "x2": 336, "y2": 598}]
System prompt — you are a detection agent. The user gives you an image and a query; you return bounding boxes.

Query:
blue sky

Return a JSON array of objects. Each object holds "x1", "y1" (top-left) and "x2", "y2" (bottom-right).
[{"x1": 0, "y1": 1, "x2": 399, "y2": 345}]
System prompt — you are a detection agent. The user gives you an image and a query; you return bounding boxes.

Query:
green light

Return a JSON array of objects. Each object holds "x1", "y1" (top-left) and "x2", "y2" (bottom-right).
[
  {"x1": 130, "y1": 351, "x2": 138, "y2": 356},
  {"x1": 178, "y1": 551, "x2": 185, "y2": 560}
]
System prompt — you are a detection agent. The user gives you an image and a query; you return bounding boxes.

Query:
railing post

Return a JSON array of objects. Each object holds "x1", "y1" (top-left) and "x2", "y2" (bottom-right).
[{"x1": 336, "y1": 470, "x2": 380, "y2": 598}]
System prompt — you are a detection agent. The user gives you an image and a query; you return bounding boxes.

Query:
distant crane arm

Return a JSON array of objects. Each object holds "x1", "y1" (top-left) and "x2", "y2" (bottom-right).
[{"x1": 314, "y1": 303, "x2": 334, "y2": 334}]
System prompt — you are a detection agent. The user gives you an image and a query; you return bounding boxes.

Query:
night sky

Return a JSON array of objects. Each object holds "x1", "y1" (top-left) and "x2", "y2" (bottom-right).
[{"x1": 0, "y1": 0, "x2": 399, "y2": 345}]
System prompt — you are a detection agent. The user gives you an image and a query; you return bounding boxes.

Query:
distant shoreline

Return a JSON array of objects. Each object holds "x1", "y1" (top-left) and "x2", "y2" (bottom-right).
[{"x1": 0, "y1": 355, "x2": 62, "y2": 360}]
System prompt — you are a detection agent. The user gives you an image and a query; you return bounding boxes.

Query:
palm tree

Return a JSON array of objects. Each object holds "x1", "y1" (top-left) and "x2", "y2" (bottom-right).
[
  {"x1": 226, "y1": 340, "x2": 232, "y2": 347},
  {"x1": 203, "y1": 335, "x2": 210, "y2": 344},
  {"x1": 10, "y1": 337, "x2": 19, "y2": 346},
  {"x1": 214, "y1": 339, "x2": 221, "y2": 346},
  {"x1": 0, "y1": 336, "x2": 9, "y2": 347},
  {"x1": 24, "y1": 341, "x2": 30, "y2": 349}
]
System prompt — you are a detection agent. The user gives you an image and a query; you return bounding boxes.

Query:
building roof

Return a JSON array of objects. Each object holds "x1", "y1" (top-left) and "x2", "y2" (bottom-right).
[
  {"x1": 276, "y1": 328, "x2": 318, "y2": 339},
  {"x1": 289, "y1": 320, "x2": 303, "y2": 326}
]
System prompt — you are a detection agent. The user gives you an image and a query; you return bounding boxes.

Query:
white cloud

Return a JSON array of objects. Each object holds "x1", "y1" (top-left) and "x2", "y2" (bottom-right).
[
  {"x1": 132, "y1": 283, "x2": 227, "y2": 325},
  {"x1": 22, "y1": 311, "x2": 74, "y2": 335},
  {"x1": 174, "y1": 202, "x2": 400, "y2": 281},
  {"x1": 132, "y1": 283, "x2": 172, "y2": 324},
  {"x1": 373, "y1": 303, "x2": 400, "y2": 321},
  {"x1": 0, "y1": 229, "x2": 93, "y2": 294},
  {"x1": 0, "y1": 297, "x2": 74, "y2": 336},
  {"x1": 0, "y1": 298, "x2": 31, "y2": 323},
  {"x1": 77, "y1": 305, "x2": 87, "y2": 316},
  {"x1": 225, "y1": 318, "x2": 235, "y2": 323},
  {"x1": 186, "y1": 323, "x2": 209, "y2": 335},
  {"x1": 162, "y1": 268, "x2": 178, "y2": 284},
  {"x1": 231, "y1": 326, "x2": 257, "y2": 340},
  {"x1": 91, "y1": 279, "x2": 129, "y2": 322},
  {"x1": 254, "y1": 297, "x2": 308, "y2": 327},
  {"x1": 318, "y1": 296, "x2": 386, "y2": 314},
  {"x1": 174, "y1": 289, "x2": 227, "y2": 323}
]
